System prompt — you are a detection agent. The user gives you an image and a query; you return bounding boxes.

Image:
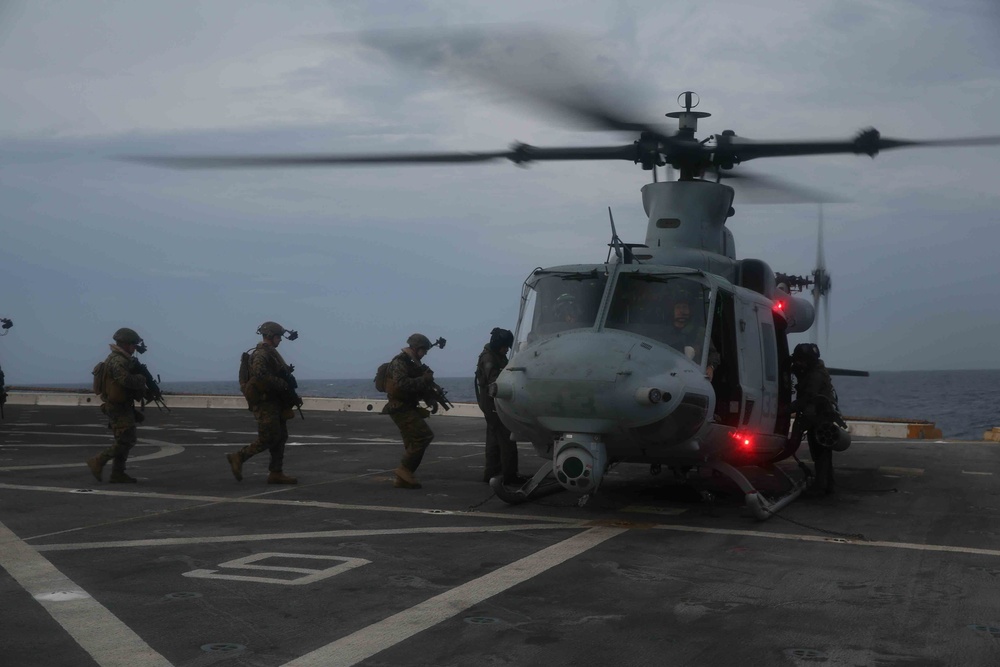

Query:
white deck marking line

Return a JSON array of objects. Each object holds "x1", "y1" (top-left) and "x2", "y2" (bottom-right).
[
  {"x1": 35, "y1": 524, "x2": 576, "y2": 552},
  {"x1": 652, "y1": 524, "x2": 1000, "y2": 557},
  {"x1": 281, "y1": 527, "x2": 626, "y2": 667},
  {"x1": 0, "y1": 440, "x2": 184, "y2": 471},
  {"x1": 2, "y1": 431, "x2": 108, "y2": 438},
  {"x1": 0, "y1": 482, "x2": 583, "y2": 530},
  {"x1": 877, "y1": 466, "x2": 924, "y2": 476},
  {"x1": 0, "y1": 519, "x2": 173, "y2": 667},
  {"x1": 962, "y1": 471, "x2": 994, "y2": 476}
]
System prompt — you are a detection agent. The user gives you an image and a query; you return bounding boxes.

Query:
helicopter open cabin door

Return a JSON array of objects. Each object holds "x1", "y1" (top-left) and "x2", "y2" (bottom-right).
[
  {"x1": 755, "y1": 307, "x2": 782, "y2": 431},
  {"x1": 710, "y1": 288, "x2": 742, "y2": 428}
]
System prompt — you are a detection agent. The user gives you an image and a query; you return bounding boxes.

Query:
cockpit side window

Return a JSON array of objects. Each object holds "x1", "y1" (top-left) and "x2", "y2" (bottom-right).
[
  {"x1": 606, "y1": 274, "x2": 712, "y2": 362},
  {"x1": 516, "y1": 273, "x2": 609, "y2": 347}
]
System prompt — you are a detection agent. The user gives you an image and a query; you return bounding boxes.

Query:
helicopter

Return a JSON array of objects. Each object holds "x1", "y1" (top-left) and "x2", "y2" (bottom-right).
[{"x1": 127, "y1": 31, "x2": 1000, "y2": 519}]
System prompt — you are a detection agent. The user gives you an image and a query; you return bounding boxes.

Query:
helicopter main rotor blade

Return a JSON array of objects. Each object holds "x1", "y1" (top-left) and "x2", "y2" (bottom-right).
[
  {"x1": 122, "y1": 143, "x2": 642, "y2": 169},
  {"x1": 717, "y1": 129, "x2": 1000, "y2": 163},
  {"x1": 349, "y1": 26, "x2": 678, "y2": 144},
  {"x1": 122, "y1": 151, "x2": 514, "y2": 169},
  {"x1": 709, "y1": 169, "x2": 849, "y2": 205}
]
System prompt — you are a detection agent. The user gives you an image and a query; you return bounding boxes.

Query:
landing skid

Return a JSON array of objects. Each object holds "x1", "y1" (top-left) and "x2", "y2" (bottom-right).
[
  {"x1": 490, "y1": 461, "x2": 563, "y2": 505},
  {"x1": 703, "y1": 461, "x2": 806, "y2": 521}
]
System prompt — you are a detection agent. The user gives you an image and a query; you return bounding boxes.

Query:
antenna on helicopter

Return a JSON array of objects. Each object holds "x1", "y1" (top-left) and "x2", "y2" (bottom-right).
[
  {"x1": 606, "y1": 207, "x2": 643, "y2": 265},
  {"x1": 606, "y1": 207, "x2": 623, "y2": 263}
]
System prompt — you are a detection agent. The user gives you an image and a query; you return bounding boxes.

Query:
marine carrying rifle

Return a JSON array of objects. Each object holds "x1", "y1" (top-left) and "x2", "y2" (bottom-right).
[
  {"x1": 426, "y1": 381, "x2": 453, "y2": 414},
  {"x1": 282, "y1": 364, "x2": 305, "y2": 419},
  {"x1": 136, "y1": 362, "x2": 170, "y2": 413},
  {"x1": 419, "y1": 363, "x2": 453, "y2": 414}
]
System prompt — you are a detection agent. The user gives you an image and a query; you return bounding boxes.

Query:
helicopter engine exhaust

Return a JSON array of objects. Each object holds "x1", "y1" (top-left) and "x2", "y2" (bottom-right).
[{"x1": 553, "y1": 433, "x2": 608, "y2": 493}]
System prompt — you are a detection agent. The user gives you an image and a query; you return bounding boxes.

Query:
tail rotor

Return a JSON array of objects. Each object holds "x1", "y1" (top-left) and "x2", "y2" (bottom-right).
[{"x1": 811, "y1": 204, "x2": 833, "y2": 348}]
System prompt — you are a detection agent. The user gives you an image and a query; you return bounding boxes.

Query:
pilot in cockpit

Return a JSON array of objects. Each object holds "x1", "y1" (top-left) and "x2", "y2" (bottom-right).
[
  {"x1": 553, "y1": 293, "x2": 580, "y2": 325},
  {"x1": 663, "y1": 289, "x2": 721, "y2": 380}
]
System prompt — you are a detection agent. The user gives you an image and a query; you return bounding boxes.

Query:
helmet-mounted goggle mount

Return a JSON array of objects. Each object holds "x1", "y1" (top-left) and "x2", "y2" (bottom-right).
[
  {"x1": 256, "y1": 325, "x2": 299, "y2": 341},
  {"x1": 431, "y1": 337, "x2": 446, "y2": 349}
]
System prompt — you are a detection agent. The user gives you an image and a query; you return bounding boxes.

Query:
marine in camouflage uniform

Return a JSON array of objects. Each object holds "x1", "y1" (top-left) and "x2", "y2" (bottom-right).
[
  {"x1": 384, "y1": 333, "x2": 437, "y2": 489},
  {"x1": 86, "y1": 328, "x2": 150, "y2": 483},
  {"x1": 476, "y1": 328, "x2": 523, "y2": 484},
  {"x1": 788, "y1": 343, "x2": 840, "y2": 496},
  {"x1": 0, "y1": 361, "x2": 6, "y2": 418},
  {"x1": 226, "y1": 321, "x2": 300, "y2": 484},
  {"x1": 0, "y1": 316, "x2": 11, "y2": 418}
]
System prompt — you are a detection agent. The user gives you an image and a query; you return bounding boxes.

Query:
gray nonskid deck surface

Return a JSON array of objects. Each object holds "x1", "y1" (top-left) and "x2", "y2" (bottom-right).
[{"x1": 1, "y1": 405, "x2": 999, "y2": 666}]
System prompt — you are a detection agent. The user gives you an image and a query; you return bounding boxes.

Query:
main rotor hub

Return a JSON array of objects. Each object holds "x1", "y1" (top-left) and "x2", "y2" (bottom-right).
[{"x1": 666, "y1": 90, "x2": 711, "y2": 138}]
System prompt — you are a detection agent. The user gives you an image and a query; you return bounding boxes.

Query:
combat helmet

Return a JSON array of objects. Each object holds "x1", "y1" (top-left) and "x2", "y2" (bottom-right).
[
  {"x1": 257, "y1": 321, "x2": 286, "y2": 337},
  {"x1": 791, "y1": 343, "x2": 821, "y2": 372},
  {"x1": 113, "y1": 327, "x2": 143, "y2": 345},
  {"x1": 407, "y1": 333, "x2": 432, "y2": 351},
  {"x1": 489, "y1": 327, "x2": 514, "y2": 349},
  {"x1": 791, "y1": 342, "x2": 821, "y2": 363}
]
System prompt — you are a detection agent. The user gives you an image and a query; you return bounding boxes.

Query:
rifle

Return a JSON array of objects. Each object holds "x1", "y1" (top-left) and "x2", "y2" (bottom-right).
[
  {"x1": 1, "y1": 368, "x2": 6, "y2": 419},
  {"x1": 282, "y1": 365, "x2": 305, "y2": 419},
  {"x1": 136, "y1": 362, "x2": 170, "y2": 412},
  {"x1": 419, "y1": 364, "x2": 453, "y2": 414}
]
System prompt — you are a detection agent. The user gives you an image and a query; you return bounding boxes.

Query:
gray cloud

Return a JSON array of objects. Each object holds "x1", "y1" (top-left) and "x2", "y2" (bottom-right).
[{"x1": 1, "y1": 0, "x2": 999, "y2": 384}]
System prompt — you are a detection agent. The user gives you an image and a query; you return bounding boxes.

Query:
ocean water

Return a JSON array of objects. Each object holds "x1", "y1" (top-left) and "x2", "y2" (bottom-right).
[{"x1": 22, "y1": 370, "x2": 1000, "y2": 441}]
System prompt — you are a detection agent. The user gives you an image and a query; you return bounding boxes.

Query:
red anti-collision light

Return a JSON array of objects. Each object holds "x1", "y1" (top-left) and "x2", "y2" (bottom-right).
[{"x1": 730, "y1": 431, "x2": 753, "y2": 449}]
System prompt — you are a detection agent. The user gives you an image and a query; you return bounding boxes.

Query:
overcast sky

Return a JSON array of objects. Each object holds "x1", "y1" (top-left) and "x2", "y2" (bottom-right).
[{"x1": 2, "y1": 0, "x2": 999, "y2": 384}]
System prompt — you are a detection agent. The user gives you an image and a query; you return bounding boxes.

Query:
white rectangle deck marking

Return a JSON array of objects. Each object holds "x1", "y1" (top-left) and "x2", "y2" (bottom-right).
[
  {"x1": 281, "y1": 527, "x2": 626, "y2": 667},
  {"x1": 183, "y1": 553, "x2": 370, "y2": 585},
  {"x1": 0, "y1": 520, "x2": 173, "y2": 667},
  {"x1": 962, "y1": 471, "x2": 993, "y2": 475}
]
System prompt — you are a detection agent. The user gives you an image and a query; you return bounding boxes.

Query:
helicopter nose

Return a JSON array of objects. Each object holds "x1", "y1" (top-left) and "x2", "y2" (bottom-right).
[{"x1": 496, "y1": 330, "x2": 713, "y2": 437}]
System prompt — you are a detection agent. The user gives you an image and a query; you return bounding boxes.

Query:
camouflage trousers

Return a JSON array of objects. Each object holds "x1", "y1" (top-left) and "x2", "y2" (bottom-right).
[
  {"x1": 237, "y1": 402, "x2": 289, "y2": 472},
  {"x1": 482, "y1": 410, "x2": 518, "y2": 482},
  {"x1": 390, "y1": 408, "x2": 434, "y2": 473},
  {"x1": 98, "y1": 403, "x2": 139, "y2": 472},
  {"x1": 791, "y1": 416, "x2": 835, "y2": 494}
]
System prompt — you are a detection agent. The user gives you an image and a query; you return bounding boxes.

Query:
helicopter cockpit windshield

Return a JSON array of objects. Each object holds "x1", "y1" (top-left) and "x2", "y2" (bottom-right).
[
  {"x1": 605, "y1": 273, "x2": 713, "y2": 364},
  {"x1": 515, "y1": 269, "x2": 608, "y2": 350}
]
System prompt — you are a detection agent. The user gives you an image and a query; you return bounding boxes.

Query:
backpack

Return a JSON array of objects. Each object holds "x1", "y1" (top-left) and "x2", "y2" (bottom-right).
[
  {"x1": 374, "y1": 362, "x2": 390, "y2": 393},
  {"x1": 92, "y1": 361, "x2": 106, "y2": 396},
  {"x1": 238, "y1": 347, "x2": 255, "y2": 396}
]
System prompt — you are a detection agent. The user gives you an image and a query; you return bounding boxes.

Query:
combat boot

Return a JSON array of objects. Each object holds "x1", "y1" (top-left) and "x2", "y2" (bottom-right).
[
  {"x1": 266, "y1": 471, "x2": 298, "y2": 485},
  {"x1": 86, "y1": 455, "x2": 109, "y2": 482},
  {"x1": 109, "y1": 470, "x2": 137, "y2": 484},
  {"x1": 393, "y1": 466, "x2": 422, "y2": 489},
  {"x1": 393, "y1": 475, "x2": 422, "y2": 489},
  {"x1": 226, "y1": 452, "x2": 243, "y2": 481}
]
